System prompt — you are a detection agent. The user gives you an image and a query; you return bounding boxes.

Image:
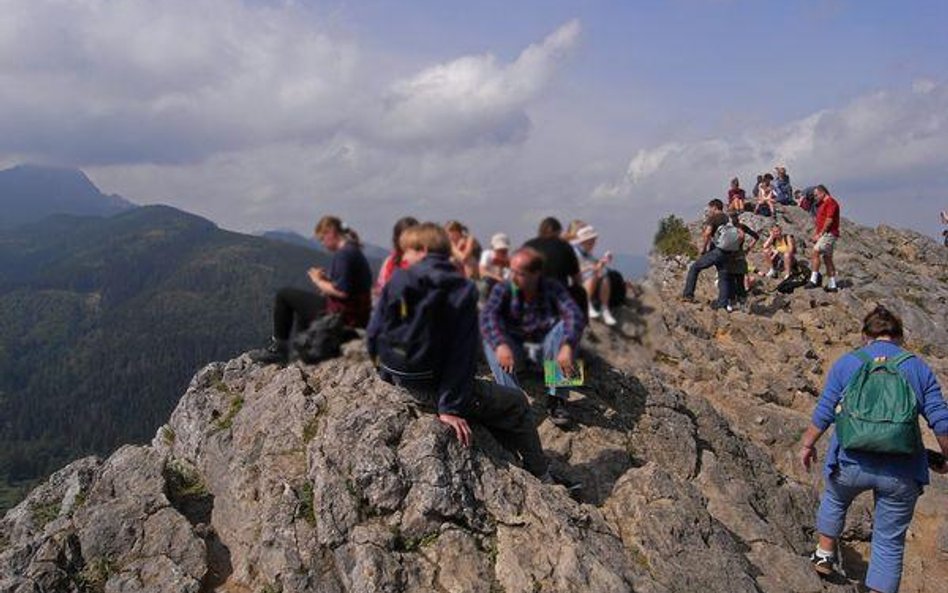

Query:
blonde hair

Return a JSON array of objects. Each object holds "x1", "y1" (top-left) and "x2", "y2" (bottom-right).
[
  {"x1": 400, "y1": 222, "x2": 451, "y2": 256},
  {"x1": 563, "y1": 219, "x2": 587, "y2": 241}
]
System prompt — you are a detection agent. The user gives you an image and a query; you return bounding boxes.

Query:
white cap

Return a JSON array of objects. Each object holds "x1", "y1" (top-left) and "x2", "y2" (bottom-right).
[
  {"x1": 490, "y1": 233, "x2": 511, "y2": 250},
  {"x1": 570, "y1": 225, "x2": 598, "y2": 245}
]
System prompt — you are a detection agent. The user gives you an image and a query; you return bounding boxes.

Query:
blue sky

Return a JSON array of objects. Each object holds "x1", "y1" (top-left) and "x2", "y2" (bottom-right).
[{"x1": 0, "y1": 0, "x2": 946, "y2": 252}]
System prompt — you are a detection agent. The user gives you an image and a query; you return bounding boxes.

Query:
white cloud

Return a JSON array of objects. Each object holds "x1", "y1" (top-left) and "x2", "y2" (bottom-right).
[
  {"x1": 595, "y1": 81, "x2": 948, "y2": 212},
  {"x1": 372, "y1": 19, "x2": 581, "y2": 147},
  {"x1": 0, "y1": 1, "x2": 579, "y2": 165}
]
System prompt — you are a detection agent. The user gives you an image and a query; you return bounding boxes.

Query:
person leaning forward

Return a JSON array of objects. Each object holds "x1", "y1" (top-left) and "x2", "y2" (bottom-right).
[
  {"x1": 366, "y1": 222, "x2": 551, "y2": 479},
  {"x1": 480, "y1": 247, "x2": 586, "y2": 427},
  {"x1": 799, "y1": 306, "x2": 948, "y2": 593}
]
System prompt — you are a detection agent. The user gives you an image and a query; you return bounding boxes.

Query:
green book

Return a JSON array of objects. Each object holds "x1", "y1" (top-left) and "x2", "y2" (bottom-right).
[{"x1": 543, "y1": 359, "x2": 585, "y2": 388}]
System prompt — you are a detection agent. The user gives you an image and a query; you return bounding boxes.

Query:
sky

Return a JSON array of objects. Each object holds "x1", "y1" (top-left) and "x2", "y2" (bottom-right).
[{"x1": 1, "y1": 0, "x2": 946, "y2": 254}]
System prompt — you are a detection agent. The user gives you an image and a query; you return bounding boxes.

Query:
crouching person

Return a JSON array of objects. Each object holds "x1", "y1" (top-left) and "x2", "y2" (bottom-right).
[
  {"x1": 367, "y1": 222, "x2": 550, "y2": 479},
  {"x1": 480, "y1": 247, "x2": 586, "y2": 427}
]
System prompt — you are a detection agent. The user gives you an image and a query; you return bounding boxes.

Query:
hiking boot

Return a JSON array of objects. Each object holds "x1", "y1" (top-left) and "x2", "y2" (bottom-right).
[
  {"x1": 601, "y1": 308, "x2": 618, "y2": 327},
  {"x1": 809, "y1": 550, "x2": 844, "y2": 578},
  {"x1": 588, "y1": 305, "x2": 602, "y2": 319},
  {"x1": 249, "y1": 338, "x2": 289, "y2": 365},
  {"x1": 547, "y1": 396, "x2": 572, "y2": 428},
  {"x1": 678, "y1": 295, "x2": 697, "y2": 304},
  {"x1": 824, "y1": 286, "x2": 839, "y2": 293},
  {"x1": 804, "y1": 273, "x2": 822, "y2": 290}
]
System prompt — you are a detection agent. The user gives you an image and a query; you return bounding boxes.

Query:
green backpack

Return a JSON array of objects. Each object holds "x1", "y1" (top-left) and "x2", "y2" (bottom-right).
[{"x1": 835, "y1": 351, "x2": 921, "y2": 455}]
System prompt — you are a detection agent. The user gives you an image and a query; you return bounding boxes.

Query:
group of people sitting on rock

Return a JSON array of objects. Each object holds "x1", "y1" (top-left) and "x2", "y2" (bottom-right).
[
  {"x1": 683, "y1": 165, "x2": 842, "y2": 311},
  {"x1": 249, "y1": 214, "x2": 633, "y2": 487}
]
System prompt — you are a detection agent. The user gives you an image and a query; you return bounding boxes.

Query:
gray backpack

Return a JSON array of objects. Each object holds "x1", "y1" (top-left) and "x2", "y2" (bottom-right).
[{"x1": 713, "y1": 222, "x2": 741, "y2": 252}]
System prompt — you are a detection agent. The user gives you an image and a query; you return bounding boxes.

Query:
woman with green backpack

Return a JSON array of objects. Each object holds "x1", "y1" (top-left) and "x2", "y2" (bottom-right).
[{"x1": 798, "y1": 306, "x2": 948, "y2": 593}]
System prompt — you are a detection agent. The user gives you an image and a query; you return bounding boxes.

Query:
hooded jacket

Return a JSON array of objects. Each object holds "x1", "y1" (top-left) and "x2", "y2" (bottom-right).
[{"x1": 366, "y1": 253, "x2": 479, "y2": 415}]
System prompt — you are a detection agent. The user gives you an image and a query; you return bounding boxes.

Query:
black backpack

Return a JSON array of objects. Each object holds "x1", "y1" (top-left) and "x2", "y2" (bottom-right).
[
  {"x1": 376, "y1": 273, "x2": 445, "y2": 382},
  {"x1": 293, "y1": 313, "x2": 357, "y2": 364}
]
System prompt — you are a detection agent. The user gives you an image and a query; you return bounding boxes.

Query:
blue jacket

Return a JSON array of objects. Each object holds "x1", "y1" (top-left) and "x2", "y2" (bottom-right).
[
  {"x1": 773, "y1": 176, "x2": 793, "y2": 205},
  {"x1": 812, "y1": 340, "x2": 948, "y2": 485},
  {"x1": 366, "y1": 253, "x2": 479, "y2": 416}
]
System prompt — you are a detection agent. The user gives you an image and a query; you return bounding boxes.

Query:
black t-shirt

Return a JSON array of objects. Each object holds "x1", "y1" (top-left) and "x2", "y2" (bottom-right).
[
  {"x1": 329, "y1": 242, "x2": 372, "y2": 295},
  {"x1": 523, "y1": 236, "x2": 581, "y2": 285}
]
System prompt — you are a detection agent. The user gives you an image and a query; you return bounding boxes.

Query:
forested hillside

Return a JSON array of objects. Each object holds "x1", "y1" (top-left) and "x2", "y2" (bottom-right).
[{"x1": 0, "y1": 205, "x2": 331, "y2": 511}]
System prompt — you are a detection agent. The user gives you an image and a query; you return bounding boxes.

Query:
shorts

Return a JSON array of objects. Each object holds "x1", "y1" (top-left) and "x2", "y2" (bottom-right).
[{"x1": 815, "y1": 233, "x2": 837, "y2": 254}]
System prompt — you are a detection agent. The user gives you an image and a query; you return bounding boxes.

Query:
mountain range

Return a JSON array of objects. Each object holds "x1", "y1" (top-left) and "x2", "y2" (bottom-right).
[{"x1": 0, "y1": 166, "x2": 337, "y2": 512}]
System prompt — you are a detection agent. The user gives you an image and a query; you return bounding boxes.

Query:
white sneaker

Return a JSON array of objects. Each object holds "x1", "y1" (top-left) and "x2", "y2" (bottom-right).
[
  {"x1": 602, "y1": 308, "x2": 617, "y2": 326},
  {"x1": 588, "y1": 306, "x2": 601, "y2": 319}
]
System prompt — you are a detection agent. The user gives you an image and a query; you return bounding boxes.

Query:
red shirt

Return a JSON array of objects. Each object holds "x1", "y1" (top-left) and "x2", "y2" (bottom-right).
[
  {"x1": 815, "y1": 195, "x2": 840, "y2": 237},
  {"x1": 727, "y1": 188, "x2": 746, "y2": 205}
]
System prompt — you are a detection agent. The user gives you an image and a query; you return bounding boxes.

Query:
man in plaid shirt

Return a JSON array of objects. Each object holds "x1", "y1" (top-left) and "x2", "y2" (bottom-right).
[{"x1": 480, "y1": 247, "x2": 586, "y2": 426}]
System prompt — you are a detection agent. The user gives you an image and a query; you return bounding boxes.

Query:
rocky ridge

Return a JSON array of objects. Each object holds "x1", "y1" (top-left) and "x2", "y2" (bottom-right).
[{"x1": 2, "y1": 206, "x2": 946, "y2": 592}]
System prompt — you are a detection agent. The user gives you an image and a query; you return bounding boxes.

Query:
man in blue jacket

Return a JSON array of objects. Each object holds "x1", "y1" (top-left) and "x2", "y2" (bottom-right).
[
  {"x1": 799, "y1": 306, "x2": 948, "y2": 593},
  {"x1": 367, "y1": 222, "x2": 550, "y2": 479}
]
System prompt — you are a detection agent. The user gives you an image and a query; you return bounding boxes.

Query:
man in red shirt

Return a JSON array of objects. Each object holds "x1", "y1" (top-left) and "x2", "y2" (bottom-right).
[{"x1": 805, "y1": 185, "x2": 840, "y2": 292}]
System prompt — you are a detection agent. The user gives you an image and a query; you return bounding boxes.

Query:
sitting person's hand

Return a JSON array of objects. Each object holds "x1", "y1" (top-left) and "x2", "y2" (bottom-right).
[
  {"x1": 438, "y1": 413, "x2": 472, "y2": 447},
  {"x1": 556, "y1": 344, "x2": 574, "y2": 377},
  {"x1": 496, "y1": 344, "x2": 515, "y2": 373}
]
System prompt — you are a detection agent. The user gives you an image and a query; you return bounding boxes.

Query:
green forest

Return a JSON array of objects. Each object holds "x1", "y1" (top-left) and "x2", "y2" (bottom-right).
[{"x1": 0, "y1": 205, "x2": 338, "y2": 512}]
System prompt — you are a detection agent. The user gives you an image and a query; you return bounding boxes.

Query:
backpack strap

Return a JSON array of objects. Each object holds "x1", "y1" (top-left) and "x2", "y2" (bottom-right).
[
  {"x1": 852, "y1": 350, "x2": 872, "y2": 365},
  {"x1": 889, "y1": 352, "x2": 914, "y2": 366}
]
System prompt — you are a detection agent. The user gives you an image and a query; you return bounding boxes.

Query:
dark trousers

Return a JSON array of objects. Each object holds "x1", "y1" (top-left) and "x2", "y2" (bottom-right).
[
  {"x1": 396, "y1": 378, "x2": 548, "y2": 477},
  {"x1": 730, "y1": 273, "x2": 747, "y2": 302},
  {"x1": 468, "y1": 380, "x2": 548, "y2": 477},
  {"x1": 273, "y1": 287, "x2": 326, "y2": 340},
  {"x1": 682, "y1": 248, "x2": 729, "y2": 300}
]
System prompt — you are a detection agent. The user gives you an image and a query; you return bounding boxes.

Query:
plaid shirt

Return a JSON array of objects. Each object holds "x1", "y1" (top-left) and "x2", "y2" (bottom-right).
[{"x1": 480, "y1": 278, "x2": 585, "y2": 351}]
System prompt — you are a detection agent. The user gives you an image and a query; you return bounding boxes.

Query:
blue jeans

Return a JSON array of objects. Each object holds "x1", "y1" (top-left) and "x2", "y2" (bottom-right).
[
  {"x1": 483, "y1": 321, "x2": 570, "y2": 399},
  {"x1": 682, "y1": 248, "x2": 731, "y2": 306},
  {"x1": 816, "y1": 462, "x2": 921, "y2": 593}
]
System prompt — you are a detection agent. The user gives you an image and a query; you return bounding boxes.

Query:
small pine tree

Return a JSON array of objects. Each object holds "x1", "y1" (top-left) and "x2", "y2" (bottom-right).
[{"x1": 653, "y1": 215, "x2": 698, "y2": 258}]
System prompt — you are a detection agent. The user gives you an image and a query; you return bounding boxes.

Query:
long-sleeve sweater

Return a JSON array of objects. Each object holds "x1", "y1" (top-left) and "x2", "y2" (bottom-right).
[
  {"x1": 812, "y1": 340, "x2": 948, "y2": 485},
  {"x1": 479, "y1": 277, "x2": 585, "y2": 352},
  {"x1": 366, "y1": 253, "x2": 479, "y2": 416}
]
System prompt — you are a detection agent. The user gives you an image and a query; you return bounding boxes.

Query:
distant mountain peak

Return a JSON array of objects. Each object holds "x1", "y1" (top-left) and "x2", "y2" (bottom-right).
[{"x1": 0, "y1": 163, "x2": 136, "y2": 229}]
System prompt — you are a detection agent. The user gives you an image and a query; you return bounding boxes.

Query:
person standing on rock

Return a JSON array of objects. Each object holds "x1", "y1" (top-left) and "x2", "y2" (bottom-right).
[
  {"x1": 250, "y1": 216, "x2": 372, "y2": 365},
  {"x1": 799, "y1": 306, "x2": 948, "y2": 593},
  {"x1": 480, "y1": 247, "x2": 586, "y2": 427},
  {"x1": 523, "y1": 216, "x2": 587, "y2": 315},
  {"x1": 680, "y1": 199, "x2": 731, "y2": 306},
  {"x1": 805, "y1": 185, "x2": 841, "y2": 292},
  {"x1": 366, "y1": 223, "x2": 552, "y2": 480}
]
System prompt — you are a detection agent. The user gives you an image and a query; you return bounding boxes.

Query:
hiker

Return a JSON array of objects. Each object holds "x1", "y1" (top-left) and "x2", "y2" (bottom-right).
[
  {"x1": 571, "y1": 225, "x2": 617, "y2": 326},
  {"x1": 523, "y1": 216, "x2": 587, "y2": 314},
  {"x1": 480, "y1": 247, "x2": 586, "y2": 426},
  {"x1": 478, "y1": 232, "x2": 512, "y2": 292},
  {"x1": 799, "y1": 306, "x2": 948, "y2": 593},
  {"x1": 445, "y1": 220, "x2": 480, "y2": 279},
  {"x1": 727, "y1": 177, "x2": 746, "y2": 211},
  {"x1": 773, "y1": 166, "x2": 794, "y2": 205},
  {"x1": 754, "y1": 176, "x2": 777, "y2": 218},
  {"x1": 680, "y1": 199, "x2": 733, "y2": 307},
  {"x1": 805, "y1": 184, "x2": 840, "y2": 292},
  {"x1": 723, "y1": 210, "x2": 759, "y2": 310},
  {"x1": 761, "y1": 223, "x2": 797, "y2": 279},
  {"x1": 374, "y1": 216, "x2": 419, "y2": 298},
  {"x1": 250, "y1": 216, "x2": 372, "y2": 364},
  {"x1": 366, "y1": 222, "x2": 552, "y2": 480}
]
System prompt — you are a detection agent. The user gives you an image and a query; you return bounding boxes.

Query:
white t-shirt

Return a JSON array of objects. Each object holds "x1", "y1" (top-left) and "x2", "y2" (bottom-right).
[{"x1": 479, "y1": 249, "x2": 511, "y2": 280}]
